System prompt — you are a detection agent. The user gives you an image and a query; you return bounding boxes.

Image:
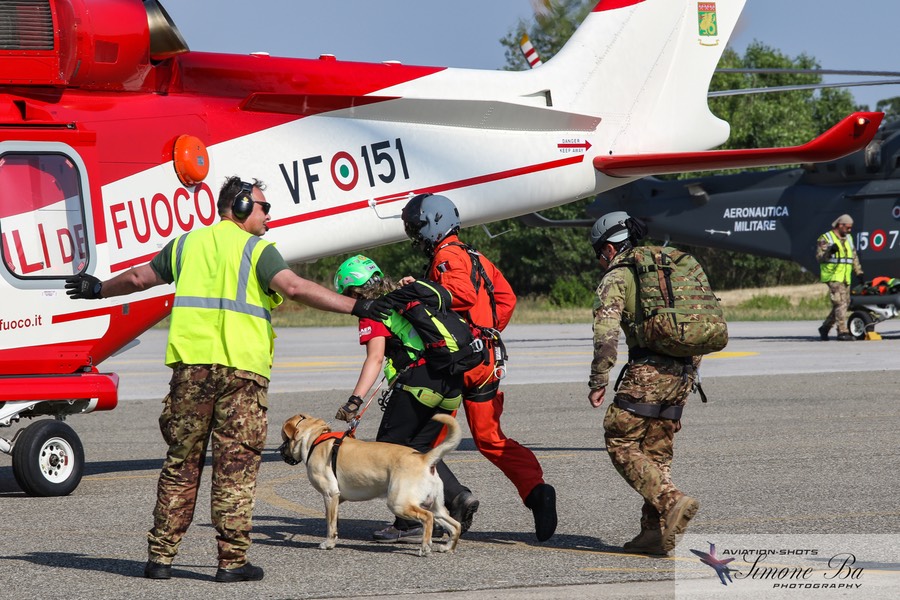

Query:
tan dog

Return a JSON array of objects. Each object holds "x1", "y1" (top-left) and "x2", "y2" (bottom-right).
[{"x1": 280, "y1": 413, "x2": 462, "y2": 556}]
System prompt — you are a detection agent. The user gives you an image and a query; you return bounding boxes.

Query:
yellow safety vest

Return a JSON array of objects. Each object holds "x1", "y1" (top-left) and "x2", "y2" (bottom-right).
[
  {"x1": 165, "y1": 221, "x2": 283, "y2": 378},
  {"x1": 819, "y1": 230, "x2": 855, "y2": 285}
]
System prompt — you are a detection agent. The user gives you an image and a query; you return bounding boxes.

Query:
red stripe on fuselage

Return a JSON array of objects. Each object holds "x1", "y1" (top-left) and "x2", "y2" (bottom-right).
[
  {"x1": 593, "y1": 0, "x2": 644, "y2": 11},
  {"x1": 52, "y1": 306, "x2": 112, "y2": 324},
  {"x1": 269, "y1": 154, "x2": 585, "y2": 228},
  {"x1": 109, "y1": 155, "x2": 585, "y2": 272}
]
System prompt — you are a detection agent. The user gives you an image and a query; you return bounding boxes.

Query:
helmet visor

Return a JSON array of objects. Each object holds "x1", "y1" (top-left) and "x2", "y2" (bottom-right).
[{"x1": 404, "y1": 217, "x2": 423, "y2": 240}]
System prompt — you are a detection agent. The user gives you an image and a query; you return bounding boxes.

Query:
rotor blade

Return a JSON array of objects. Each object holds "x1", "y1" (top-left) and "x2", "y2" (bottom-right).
[
  {"x1": 593, "y1": 111, "x2": 883, "y2": 178},
  {"x1": 709, "y1": 79, "x2": 900, "y2": 97},
  {"x1": 517, "y1": 212, "x2": 594, "y2": 228},
  {"x1": 718, "y1": 68, "x2": 900, "y2": 77}
]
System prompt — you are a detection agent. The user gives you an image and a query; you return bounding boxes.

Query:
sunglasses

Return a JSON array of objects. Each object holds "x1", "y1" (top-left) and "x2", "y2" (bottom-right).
[{"x1": 253, "y1": 200, "x2": 271, "y2": 215}]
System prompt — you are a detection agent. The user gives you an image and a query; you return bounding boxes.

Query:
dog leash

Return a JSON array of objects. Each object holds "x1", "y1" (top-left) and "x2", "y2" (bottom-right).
[{"x1": 347, "y1": 375, "x2": 386, "y2": 435}]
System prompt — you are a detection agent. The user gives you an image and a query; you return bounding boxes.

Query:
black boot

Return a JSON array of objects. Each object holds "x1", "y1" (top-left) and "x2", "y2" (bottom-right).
[
  {"x1": 215, "y1": 562, "x2": 264, "y2": 583},
  {"x1": 143, "y1": 561, "x2": 172, "y2": 580},
  {"x1": 448, "y1": 490, "x2": 480, "y2": 534},
  {"x1": 524, "y1": 483, "x2": 557, "y2": 542}
]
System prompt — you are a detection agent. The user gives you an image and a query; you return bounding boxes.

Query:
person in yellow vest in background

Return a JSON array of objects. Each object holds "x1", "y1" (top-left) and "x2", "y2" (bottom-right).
[
  {"x1": 65, "y1": 177, "x2": 390, "y2": 583},
  {"x1": 816, "y1": 214, "x2": 864, "y2": 341}
]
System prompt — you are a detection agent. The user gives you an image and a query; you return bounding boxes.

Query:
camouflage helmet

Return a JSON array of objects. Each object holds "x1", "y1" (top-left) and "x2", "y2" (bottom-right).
[
  {"x1": 590, "y1": 211, "x2": 631, "y2": 250},
  {"x1": 401, "y1": 193, "x2": 460, "y2": 254},
  {"x1": 334, "y1": 255, "x2": 383, "y2": 295}
]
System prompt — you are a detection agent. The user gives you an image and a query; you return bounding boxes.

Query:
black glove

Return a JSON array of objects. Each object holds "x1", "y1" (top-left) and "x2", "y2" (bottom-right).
[
  {"x1": 335, "y1": 395, "x2": 363, "y2": 421},
  {"x1": 65, "y1": 274, "x2": 103, "y2": 299},
  {"x1": 828, "y1": 243, "x2": 839, "y2": 255},
  {"x1": 351, "y1": 297, "x2": 391, "y2": 321}
]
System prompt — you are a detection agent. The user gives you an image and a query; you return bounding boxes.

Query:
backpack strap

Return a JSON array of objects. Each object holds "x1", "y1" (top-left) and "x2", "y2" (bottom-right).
[
  {"x1": 613, "y1": 397, "x2": 684, "y2": 420},
  {"x1": 438, "y1": 241, "x2": 499, "y2": 328}
]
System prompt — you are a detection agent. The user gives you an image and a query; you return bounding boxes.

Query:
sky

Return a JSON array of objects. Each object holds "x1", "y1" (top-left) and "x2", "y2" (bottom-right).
[{"x1": 162, "y1": 0, "x2": 900, "y2": 111}]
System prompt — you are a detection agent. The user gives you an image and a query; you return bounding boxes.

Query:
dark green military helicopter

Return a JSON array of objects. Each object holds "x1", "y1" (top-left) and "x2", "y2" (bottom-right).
[
  {"x1": 525, "y1": 112, "x2": 900, "y2": 338},
  {"x1": 585, "y1": 118, "x2": 900, "y2": 337},
  {"x1": 514, "y1": 31, "x2": 900, "y2": 337}
]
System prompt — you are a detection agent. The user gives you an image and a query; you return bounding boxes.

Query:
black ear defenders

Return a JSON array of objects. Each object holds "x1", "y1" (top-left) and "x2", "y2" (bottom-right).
[{"x1": 232, "y1": 181, "x2": 255, "y2": 221}]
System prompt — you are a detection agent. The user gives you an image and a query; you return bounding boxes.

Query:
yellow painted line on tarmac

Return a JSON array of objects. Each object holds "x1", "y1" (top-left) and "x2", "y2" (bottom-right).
[
  {"x1": 515, "y1": 351, "x2": 593, "y2": 357},
  {"x1": 705, "y1": 351, "x2": 758, "y2": 359},
  {"x1": 444, "y1": 452, "x2": 577, "y2": 465},
  {"x1": 584, "y1": 566, "x2": 703, "y2": 573},
  {"x1": 102, "y1": 358, "x2": 162, "y2": 365},
  {"x1": 84, "y1": 473, "x2": 157, "y2": 481},
  {"x1": 698, "y1": 510, "x2": 900, "y2": 526},
  {"x1": 275, "y1": 361, "x2": 358, "y2": 368},
  {"x1": 256, "y1": 474, "x2": 322, "y2": 517},
  {"x1": 460, "y1": 539, "x2": 719, "y2": 573}
]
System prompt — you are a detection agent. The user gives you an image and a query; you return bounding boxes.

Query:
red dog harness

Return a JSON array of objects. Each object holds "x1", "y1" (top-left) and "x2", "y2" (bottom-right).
[{"x1": 307, "y1": 430, "x2": 355, "y2": 475}]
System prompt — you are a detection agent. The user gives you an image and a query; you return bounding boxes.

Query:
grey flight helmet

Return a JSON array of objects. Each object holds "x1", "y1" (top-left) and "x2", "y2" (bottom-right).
[
  {"x1": 590, "y1": 210, "x2": 631, "y2": 256},
  {"x1": 401, "y1": 193, "x2": 461, "y2": 254}
]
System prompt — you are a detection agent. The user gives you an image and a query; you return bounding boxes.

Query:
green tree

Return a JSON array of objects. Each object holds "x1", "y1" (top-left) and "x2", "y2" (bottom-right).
[
  {"x1": 499, "y1": 0, "x2": 592, "y2": 71},
  {"x1": 875, "y1": 96, "x2": 900, "y2": 121},
  {"x1": 708, "y1": 43, "x2": 858, "y2": 151}
]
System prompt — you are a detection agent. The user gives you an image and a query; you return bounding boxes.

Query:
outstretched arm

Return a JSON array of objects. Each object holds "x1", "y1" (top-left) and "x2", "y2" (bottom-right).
[
  {"x1": 269, "y1": 269, "x2": 391, "y2": 321},
  {"x1": 66, "y1": 264, "x2": 165, "y2": 300},
  {"x1": 270, "y1": 269, "x2": 356, "y2": 313}
]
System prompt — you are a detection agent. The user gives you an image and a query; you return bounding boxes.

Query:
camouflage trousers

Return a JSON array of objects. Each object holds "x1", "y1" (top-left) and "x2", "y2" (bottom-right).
[
  {"x1": 603, "y1": 361, "x2": 693, "y2": 532},
  {"x1": 147, "y1": 363, "x2": 268, "y2": 569},
  {"x1": 822, "y1": 281, "x2": 851, "y2": 335}
]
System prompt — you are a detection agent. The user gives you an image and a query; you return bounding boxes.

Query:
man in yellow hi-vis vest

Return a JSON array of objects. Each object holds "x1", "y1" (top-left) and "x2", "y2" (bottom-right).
[
  {"x1": 65, "y1": 177, "x2": 389, "y2": 583},
  {"x1": 816, "y1": 214, "x2": 864, "y2": 341}
]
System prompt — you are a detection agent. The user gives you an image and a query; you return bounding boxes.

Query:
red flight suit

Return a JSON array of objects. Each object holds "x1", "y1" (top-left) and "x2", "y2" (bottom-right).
[{"x1": 428, "y1": 234, "x2": 545, "y2": 502}]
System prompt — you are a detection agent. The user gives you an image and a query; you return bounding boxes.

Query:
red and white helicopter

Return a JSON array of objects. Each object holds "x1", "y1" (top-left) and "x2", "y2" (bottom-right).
[{"x1": 0, "y1": 0, "x2": 883, "y2": 496}]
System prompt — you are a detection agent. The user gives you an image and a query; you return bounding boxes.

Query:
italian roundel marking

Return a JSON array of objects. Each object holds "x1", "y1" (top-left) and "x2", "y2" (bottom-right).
[
  {"x1": 871, "y1": 229, "x2": 887, "y2": 251},
  {"x1": 892, "y1": 204, "x2": 900, "y2": 220},
  {"x1": 331, "y1": 152, "x2": 359, "y2": 191}
]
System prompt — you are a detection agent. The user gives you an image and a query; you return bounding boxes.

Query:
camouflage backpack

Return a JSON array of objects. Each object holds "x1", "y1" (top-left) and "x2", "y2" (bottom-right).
[{"x1": 614, "y1": 246, "x2": 728, "y2": 357}]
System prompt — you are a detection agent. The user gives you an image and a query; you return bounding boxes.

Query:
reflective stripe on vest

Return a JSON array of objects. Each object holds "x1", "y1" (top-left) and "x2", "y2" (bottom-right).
[
  {"x1": 819, "y1": 231, "x2": 854, "y2": 285},
  {"x1": 166, "y1": 221, "x2": 282, "y2": 378}
]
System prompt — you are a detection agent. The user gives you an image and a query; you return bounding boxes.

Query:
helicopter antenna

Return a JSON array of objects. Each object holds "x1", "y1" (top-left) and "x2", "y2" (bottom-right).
[{"x1": 481, "y1": 223, "x2": 512, "y2": 239}]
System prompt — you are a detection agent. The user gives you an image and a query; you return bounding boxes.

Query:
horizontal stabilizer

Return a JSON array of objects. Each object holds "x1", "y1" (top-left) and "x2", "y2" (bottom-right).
[{"x1": 594, "y1": 112, "x2": 884, "y2": 177}]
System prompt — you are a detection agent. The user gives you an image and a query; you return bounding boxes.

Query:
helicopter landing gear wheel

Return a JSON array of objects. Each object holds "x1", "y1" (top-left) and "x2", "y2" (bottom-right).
[
  {"x1": 11, "y1": 420, "x2": 84, "y2": 497},
  {"x1": 847, "y1": 311, "x2": 873, "y2": 340}
]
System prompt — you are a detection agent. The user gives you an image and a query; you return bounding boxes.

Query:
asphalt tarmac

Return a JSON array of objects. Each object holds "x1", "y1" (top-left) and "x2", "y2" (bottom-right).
[{"x1": 1, "y1": 321, "x2": 899, "y2": 599}]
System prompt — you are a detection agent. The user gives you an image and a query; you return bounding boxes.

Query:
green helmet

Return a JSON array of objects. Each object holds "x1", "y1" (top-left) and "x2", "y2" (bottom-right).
[{"x1": 334, "y1": 255, "x2": 383, "y2": 295}]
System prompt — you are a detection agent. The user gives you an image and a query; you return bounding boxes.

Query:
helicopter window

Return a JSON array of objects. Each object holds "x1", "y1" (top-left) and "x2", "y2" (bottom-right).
[{"x1": 0, "y1": 153, "x2": 87, "y2": 278}]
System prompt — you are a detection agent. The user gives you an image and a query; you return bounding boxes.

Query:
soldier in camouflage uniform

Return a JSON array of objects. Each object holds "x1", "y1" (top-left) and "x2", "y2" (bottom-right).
[
  {"x1": 816, "y1": 214, "x2": 864, "y2": 341},
  {"x1": 65, "y1": 177, "x2": 389, "y2": 582},
  {"x1": 586, "y1": 211, "x2": 700, "y2": 556}
]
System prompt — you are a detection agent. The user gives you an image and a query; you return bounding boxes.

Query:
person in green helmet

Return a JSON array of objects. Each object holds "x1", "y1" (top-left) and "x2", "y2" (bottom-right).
[{"x1": 333, "y1": 255, "x2": 476, "y2": 544}]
